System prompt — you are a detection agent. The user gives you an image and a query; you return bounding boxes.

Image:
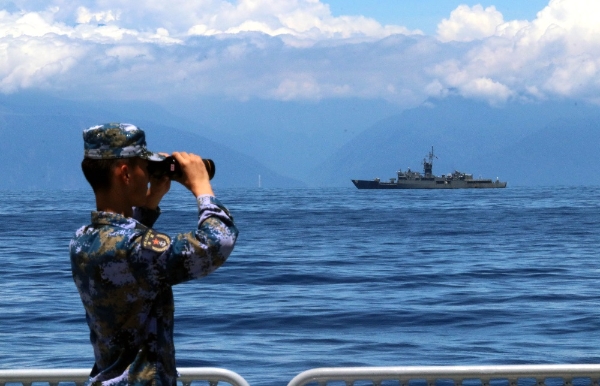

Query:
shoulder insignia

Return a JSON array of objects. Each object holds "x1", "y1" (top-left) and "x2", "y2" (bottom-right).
[{"x1": 142, "y1": 229, "x2": 171, "y2": 253}]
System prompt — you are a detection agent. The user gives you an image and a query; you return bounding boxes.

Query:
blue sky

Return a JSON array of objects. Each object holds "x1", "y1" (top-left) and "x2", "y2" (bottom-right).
[
  {"x1": 326, "y1": 0, "x2": 550, "y2": 34},
  {"x1": 0, "y1": 0, "x2": 598, "y2": 109}
]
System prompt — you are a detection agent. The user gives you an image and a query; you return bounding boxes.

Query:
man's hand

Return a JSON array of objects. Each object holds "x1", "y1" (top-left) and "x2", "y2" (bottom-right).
[
  {"x1": 146, "y1": 175, "x2": 171, "y2": 210},
  {"x1": 172, "y1": 152, "x2": 214, "y2": 197}
]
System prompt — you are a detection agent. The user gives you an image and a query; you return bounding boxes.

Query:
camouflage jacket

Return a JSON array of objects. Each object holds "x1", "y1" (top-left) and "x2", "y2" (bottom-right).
[{"x1": 69, "y1": 195, "x2": 238, "y2": 386}]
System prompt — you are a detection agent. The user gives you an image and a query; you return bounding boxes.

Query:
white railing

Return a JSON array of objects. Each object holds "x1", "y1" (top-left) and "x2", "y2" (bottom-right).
[
  {"x1": 287, "y1": 365, "x2": 600, "y2": 386},
  {"x1": 4, "y1": 364, "x2": 600, "y2": 386},
  {"x1": 0, "y1": 367, "x2": 250, "y2": 386}
]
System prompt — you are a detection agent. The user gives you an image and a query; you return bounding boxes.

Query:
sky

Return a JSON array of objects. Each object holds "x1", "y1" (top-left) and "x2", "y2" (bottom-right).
[
  {"x1": 325, "y1": 0, "x2": 550, "y2": 35},
  {"x1": 0, "y1": 0, "x2": 599, "y2": 109}
]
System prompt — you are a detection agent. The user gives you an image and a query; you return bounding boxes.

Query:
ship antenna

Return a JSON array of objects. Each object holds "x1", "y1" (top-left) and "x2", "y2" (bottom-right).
[{"x1": 423, "y1": 146, "x2": 437, "y2": 176}]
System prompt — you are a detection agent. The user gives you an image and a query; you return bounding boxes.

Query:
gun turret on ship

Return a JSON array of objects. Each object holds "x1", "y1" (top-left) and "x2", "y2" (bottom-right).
[{"x1": 351, "y1": 147, "x2": 507, "y2": 189}]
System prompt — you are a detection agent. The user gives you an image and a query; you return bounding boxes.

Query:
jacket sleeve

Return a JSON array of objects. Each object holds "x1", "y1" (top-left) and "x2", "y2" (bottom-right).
[{"x1": 154, "y1": 195, "x2": 238, "y2": 286}]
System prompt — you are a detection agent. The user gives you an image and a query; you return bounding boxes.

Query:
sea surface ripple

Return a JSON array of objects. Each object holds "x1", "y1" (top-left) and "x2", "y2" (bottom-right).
[{"x1": 1, "y1": 186, "x2": 600, "y2": 386}]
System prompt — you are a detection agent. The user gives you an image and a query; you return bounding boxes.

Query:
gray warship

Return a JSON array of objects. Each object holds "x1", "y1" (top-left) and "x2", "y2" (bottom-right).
[{"x1": 352, "y1": 147, "x2": 507, "y2": 189}]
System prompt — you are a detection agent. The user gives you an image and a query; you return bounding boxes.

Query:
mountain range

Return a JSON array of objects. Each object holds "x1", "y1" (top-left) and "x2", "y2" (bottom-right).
[
  {"x1": 0, "y1": 92, "x2": 598, "y2": 190},
  {"x1": 313, "y1": 97, "x2": 600, "y2": 187},
  {"x1": 0, "y1": 92, "x2": 304, "y2": 190}
]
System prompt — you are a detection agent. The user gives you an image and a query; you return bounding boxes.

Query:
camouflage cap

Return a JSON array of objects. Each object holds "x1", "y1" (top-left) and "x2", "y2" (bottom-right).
[{"x1": 83, "y1": 123, "x2": 165, "y2": 161}]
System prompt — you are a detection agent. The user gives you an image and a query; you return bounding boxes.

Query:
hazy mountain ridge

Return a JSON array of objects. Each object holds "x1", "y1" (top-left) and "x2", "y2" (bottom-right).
[
  {"x1": 1, "y1": 93, "x2": 599, "y2": 190},
  {"x1": 474, "y1": 116, "x2": 600, "y2": 186},
  {"x1": 161, "y1": 96, "x2": 404, "y2": 180},
  {"x1": 0, "y1": 94, "x2": 305, "y2": 190},
  {"x1": 310, "y1": 97, "x2": 600, "y2": 187}
]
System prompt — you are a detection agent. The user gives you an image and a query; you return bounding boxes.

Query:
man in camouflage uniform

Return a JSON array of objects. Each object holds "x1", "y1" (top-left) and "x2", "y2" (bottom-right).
[{"x1": 70, "y1": 123, "x2": 238, "y2": 386}]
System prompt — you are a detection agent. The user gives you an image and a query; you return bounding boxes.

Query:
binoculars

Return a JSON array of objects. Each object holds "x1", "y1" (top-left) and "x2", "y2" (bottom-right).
[{"x1": 147, "y1": 156, "x2": 215, "y2": 180}]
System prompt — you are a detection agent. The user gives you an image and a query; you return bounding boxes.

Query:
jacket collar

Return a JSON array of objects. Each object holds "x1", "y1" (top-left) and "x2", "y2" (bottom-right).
[{"x1": 91, "y1": 211, "x2": 138, "y2": 229}]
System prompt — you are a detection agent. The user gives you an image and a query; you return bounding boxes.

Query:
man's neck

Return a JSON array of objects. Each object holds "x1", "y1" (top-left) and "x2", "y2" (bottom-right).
[{"x1": 95, "y1": 189, "x2": 134, "y2": 218}]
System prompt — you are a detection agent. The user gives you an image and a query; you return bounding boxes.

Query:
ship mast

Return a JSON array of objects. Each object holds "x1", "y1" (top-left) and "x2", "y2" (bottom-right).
[{"x1": 423, "y1": 146, "x2": 435, "y2": 176}]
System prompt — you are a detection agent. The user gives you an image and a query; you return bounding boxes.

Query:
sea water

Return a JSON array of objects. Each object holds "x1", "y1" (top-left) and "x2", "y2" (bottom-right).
[{"x1": 1, "y1": 186, "x2": 600, "y2": 386}]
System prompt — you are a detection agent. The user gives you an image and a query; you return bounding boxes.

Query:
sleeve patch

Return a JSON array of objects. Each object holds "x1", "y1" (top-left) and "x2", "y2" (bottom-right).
[{"x1": 142, "y1": 230, "x2": 171, "y2": 253}]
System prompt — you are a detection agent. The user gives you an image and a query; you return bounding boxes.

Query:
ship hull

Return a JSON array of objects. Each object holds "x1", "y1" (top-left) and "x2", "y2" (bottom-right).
[{"x1": 352, "y1": 179, "x2": 507, "y2": 189}]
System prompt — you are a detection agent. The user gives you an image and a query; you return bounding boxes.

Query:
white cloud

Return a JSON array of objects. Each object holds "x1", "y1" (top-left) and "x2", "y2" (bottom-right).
[
  {"x1": 104, "y1": 45, "x2": 151, "y2": 60},
  {"x1": 0, "y1": 0, "x2": 600, "y2": 108},
  {"x1": 544, "y1": 56, "x2": 600, "y2": 97},
  {"x1": 437, "y1": 5, "x2": 505, "y2": 42},
  {"x1": 461, "y1": 77, "x2": 513, "y2": 104},
  {"x1": 430, "y1": 0, "x2": 600, "y2": 104},
  {"x1": 271, "y1": 76, "x2": 322, "y2": 100},
  {"x1": 0, "y1": 35, "x2": 83, "y2": 92},
  {"x1": 182, "y1": 0, "x2": 419, "y2": 42},
  {"x1": 66, "y1": 0, "x2": 420, "y2": 41},
  {"x1": 0, "y1": 8, "x2": 70, "y2": 38},
  {"x1": 75, "y1": 6, "x2": 119, "y2": 24}
]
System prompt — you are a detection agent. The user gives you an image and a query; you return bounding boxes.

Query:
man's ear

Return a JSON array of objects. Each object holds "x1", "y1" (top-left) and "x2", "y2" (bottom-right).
[{"x1": 115, "y1": 160, "x2": 131, "y2": 184}]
